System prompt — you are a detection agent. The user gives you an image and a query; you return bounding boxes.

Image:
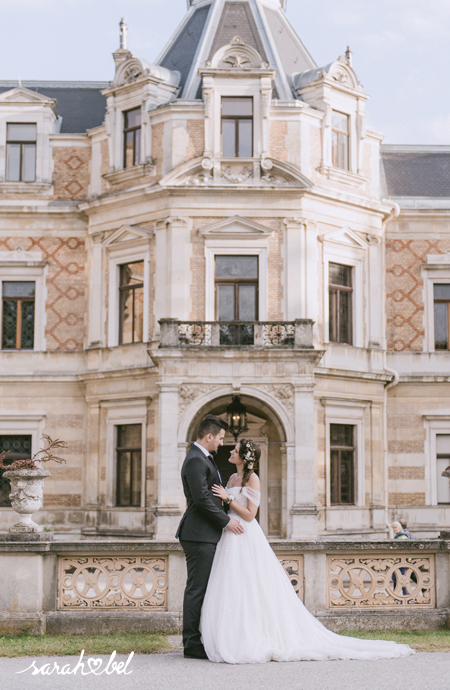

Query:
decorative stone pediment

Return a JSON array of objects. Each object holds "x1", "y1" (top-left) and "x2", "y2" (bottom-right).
[
  {"x1": 102, "y1": 225, "x2": 154, "y2": 247},
  {"x1": 199, "y1": 216, "x2": 273, "y2": 240},
  {"x1": 209, "y1": 36, "x2": 269, "y2": 70},
  {"x1": 293, "y1": 58, "x2": 361, "y2": 93},
  {"x1": 319, "y1": 227, "x2": 369, "y2": 250},
  {"x1": 0, "y1": 248, "x2": 43, "y2": 263},
  {"x1": 112, "y1": 56, "x2": 181, "y2": 88},
  {"x1": 0, "y1": 87, "x2": 57, "y2": 108}
]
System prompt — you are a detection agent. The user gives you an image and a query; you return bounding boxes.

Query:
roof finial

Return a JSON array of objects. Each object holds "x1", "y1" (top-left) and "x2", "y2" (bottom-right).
[
  {"x1": 18, "y1": 74, "x2": 21, "y2": 87},
  {"x1": 345, "y1": 46, "x2": 353, "y2": 66},
  {"x1": 120, "y1": 18, "x2": 128, "y2": 50}
]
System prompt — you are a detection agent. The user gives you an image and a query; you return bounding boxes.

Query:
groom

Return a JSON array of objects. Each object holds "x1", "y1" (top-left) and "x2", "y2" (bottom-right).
[{"x1": 176, "y1": 414, "x2": 244, "y2": 659}]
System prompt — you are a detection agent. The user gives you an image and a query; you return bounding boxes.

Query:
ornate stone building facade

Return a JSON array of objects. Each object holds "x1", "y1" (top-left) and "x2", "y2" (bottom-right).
[{"x1": 0, "y1": 0, "x2": 449, "y2": 540}]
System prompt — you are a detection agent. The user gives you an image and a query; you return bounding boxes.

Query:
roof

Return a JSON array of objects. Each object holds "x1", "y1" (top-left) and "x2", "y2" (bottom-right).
[
  {"x1": 381, "y1": 146, "x2": 450, "y2": 198},
  {"x1": 0, "y1": 81, "x2": 107, "y2": 134},
  {"x1": 156, "y1": 0, "x2": 316, "y2": 101}
]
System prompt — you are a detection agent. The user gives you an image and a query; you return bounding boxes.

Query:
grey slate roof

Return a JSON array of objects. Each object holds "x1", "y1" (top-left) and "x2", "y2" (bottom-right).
[
  {"x1": 208, "y1": 2, "x2": 267, "y2": 61},
  {"x1": 382, "y1": 149, "x2": 450, "y2": 198},
  {"x1": 0, "y1": 83, "x2": 107, "y2": 134},
  {"x1": 264, "y1": 6, "x2": 315, "y2": 91}
]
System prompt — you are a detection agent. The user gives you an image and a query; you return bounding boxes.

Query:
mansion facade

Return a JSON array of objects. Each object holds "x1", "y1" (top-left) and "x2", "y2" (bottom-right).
[{"x1": 0, "y1": 0, "x2": 449, "y2": 540}]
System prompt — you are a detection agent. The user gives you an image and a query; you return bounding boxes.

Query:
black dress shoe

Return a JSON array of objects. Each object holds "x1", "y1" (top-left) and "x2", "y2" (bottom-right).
[{"x1": 184, "y1": 646, "x2": 209, "y2": 660}]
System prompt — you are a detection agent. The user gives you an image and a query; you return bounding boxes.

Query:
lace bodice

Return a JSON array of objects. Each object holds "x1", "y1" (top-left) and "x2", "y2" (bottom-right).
[{"x1": 226, "y1": 484, "x2": 261, "y2": 508}]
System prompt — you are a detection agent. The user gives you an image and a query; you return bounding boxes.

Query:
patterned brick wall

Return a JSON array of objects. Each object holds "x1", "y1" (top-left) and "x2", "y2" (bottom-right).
[
  {"x1": 386, "y1": 238, "x2": 450, "y2": 351},
  {"x1": 0, "y1": 236, "x2": 86, "y2": 350},
  {"x1": 52, "y1": 147, "x2": 90, "y2": 200},
  {"x1": 388, "y1": 492, "x2": 426, "y2": 506},
  {"x1": 152, "y1": 123, "x2": 164, "y2": 178},
  {"x1": 186, "y1": 120, "x2": 204, "y2": 160},
  {"x1": 388, "y1": 467, "x2": 425, "y2": 480},
  {"x1": 269, "y1": 121, "x2": 288, "y2": 161}
]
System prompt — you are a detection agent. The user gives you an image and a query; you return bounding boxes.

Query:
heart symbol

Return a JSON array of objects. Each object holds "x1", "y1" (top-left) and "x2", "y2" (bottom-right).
[{"x1": 87, "y1": 658, "x2": 104, "y2": 674}]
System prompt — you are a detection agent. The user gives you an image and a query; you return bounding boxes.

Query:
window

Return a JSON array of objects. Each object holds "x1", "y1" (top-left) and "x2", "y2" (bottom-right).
[
  {"x1": 215, "y1": 255, "x2": 258, "y2": 345},
  {"x1": 123, "y1": 108, "x2": 141, "y2": 168},
  {"x1": 329, "y1": 263, "x2": 352, "y2": 344},
  {"x1": 221, "y1": 98, "x2": 253, "y2": 158},
  {"x1": 2, "y1": 281, "x2": 35, "y2": 350},
  {"x1": 331, "y1": 112, "x2": 349, "y2": 171},
  {"x1": 434, "y1": 284, "x2": 450, "y2": 350},
  {"x1": 436, "y1": 435, "x2": 450, "y2": 504},
  {"x1": 330, "y1": 424, "x2": 355, "y2": 505},
  {"x1": 0, "y1": 435, "x2": 32, "y2": 506},
  {"x1": 119, "y1": 262, "x2": 144, "y2": 345},
  {"x1": 116, "y1": 424, "x2": 142, "y2": 507},
  {"x1": 6, "y1": 123, "x2": 37, "y2": 182}
]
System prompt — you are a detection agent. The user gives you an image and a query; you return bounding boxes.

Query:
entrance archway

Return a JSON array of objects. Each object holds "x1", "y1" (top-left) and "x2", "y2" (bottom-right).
[{"x1": 187, "y1": 395, "x2": 287, "y2": 538}]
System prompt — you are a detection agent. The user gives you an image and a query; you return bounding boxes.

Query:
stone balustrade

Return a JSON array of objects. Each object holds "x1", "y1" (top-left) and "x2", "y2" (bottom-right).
[
  {"x1": 159, "y1": 319, "x2": 314, "y2": 349},
  {"x1": 0, "y1": 538, "x2": 449, "y2": 635}
]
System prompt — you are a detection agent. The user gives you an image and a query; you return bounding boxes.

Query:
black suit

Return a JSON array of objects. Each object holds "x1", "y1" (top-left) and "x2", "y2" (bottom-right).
[{"x1": 176, "y1": 444, "x2": 230, "y2": 653}]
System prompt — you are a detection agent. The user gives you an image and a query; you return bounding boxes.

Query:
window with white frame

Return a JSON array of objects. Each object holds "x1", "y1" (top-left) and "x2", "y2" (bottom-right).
[
  {"x1": 119, "y1": 261, "x2": 144, "y2": 345},
  {"x1": 422, "y1": 260, "x2": 450, "y2": 352},
  {"x1": 330, "y1": 423, "x2": 355, "y2": 505},
  {"x1": 123, "y1": 108, "x2": 142, "y2": 169},
  {"x1": 328, "y1": 263, "x2": 352, "y2": 345},
  {"x1": 6, "y1": 123, "x2": 36, "y2": 182},
  {"x1": 116, "y1": 424, "x2": 142, "y2": 507},
  {"x1": 331, "y1": 111, "x2": 349, "y2": 171},
  {"x1": 0, "y1": 434, "x2": 32, "y2": 505},
  {"x1": 436, "y1": 434, "x2": 450, "y2": 504},
  {"x1": 221, "y1": 98, "x2": 253, "y2": 158},
  {"x1": 215, "y1": 255, "x2": 259, "y2": 345}
]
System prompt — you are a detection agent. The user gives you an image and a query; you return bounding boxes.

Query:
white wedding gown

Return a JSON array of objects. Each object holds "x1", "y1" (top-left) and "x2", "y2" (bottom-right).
[{"x1": 200, "y1": 486, "x2": 414, "y2": 664}]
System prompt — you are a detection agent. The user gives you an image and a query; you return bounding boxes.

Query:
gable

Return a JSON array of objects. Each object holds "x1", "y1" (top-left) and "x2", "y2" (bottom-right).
[
  {"x1": 319, "y1": 227, "x2": 369, "y2": 249},
  {"x1": 0, "y1": 87, "x2": 56, "y2": 107},
  {"x1": 199, "y1": 215, "x2": 273, "y2": 240},
  {"x1": 103, "y1": 225, "x2": 154, "y2": 247}
]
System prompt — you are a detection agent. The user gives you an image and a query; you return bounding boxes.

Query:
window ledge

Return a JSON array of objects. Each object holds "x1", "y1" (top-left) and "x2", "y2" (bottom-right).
[
  {"x1": 318, "y1": 165, "x2": 367, "y2": 188},
  {"x1": 103, "y1": 163, "x2": 156, "y2": 186},
  {"x1": 0, "y1": 182, "x2": 54, "y2": 195}
]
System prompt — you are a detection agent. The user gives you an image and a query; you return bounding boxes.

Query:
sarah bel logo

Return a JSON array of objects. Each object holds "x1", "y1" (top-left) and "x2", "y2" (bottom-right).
[{"x1": 16, "y1": 650, "x2": 134, "y2": 676}]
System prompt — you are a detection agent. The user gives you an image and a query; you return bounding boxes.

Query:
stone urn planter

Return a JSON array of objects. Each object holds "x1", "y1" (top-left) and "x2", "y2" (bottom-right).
[
  {"x1": 3, "y1": 466, "x2": 51, "y2": 533},
  {"x1": 442, "y1": 466, "x2": 450, "y2": 479}
]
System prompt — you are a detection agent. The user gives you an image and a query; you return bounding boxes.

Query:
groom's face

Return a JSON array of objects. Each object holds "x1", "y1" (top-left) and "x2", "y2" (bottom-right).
[{"x1": 206, "y1": 429, "x2": 226, "y2": 454}]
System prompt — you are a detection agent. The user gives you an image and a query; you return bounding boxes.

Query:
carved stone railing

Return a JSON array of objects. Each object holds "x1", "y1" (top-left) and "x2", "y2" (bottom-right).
[{"x1": 159, "y1": 319, "x2": 314, "y2": 349}]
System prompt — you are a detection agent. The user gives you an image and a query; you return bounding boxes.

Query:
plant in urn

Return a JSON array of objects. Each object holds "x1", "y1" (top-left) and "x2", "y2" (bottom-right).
[
  {"x1": 0, "y1": 435, "x2": 67, "y2": 537},
  {"x1": 441, "y1": 466, "x2": 450, "y2": 539}
]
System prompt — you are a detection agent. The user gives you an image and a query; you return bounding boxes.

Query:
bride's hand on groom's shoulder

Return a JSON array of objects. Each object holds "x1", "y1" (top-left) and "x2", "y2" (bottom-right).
[{"x1": 212, "y1": 484, "x2": 228, "y2": 501}]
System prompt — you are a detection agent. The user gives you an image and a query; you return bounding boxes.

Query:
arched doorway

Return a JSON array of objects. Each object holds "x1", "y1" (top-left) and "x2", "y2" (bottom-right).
[{"x1": 187, "y1": 395, "x2": 287, "y2": 538}]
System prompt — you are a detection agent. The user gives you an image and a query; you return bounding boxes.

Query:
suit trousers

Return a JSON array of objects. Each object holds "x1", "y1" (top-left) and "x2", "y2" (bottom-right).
[{"x1": 180, "y1": 540, "x2": 217, "y2": 651}]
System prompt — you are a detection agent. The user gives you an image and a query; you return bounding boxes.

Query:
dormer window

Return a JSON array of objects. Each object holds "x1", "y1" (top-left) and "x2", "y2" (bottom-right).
[
  {"x1": 221, "y1": 98, "x2": 253, "y2": 158},
  {"x1": 123, "y1": 108, "x2": 141, "y2": 168},
  {"x1": 6, "y1": 123, "x2": 36, "y2": 182},
  {"x1": 331, "y1": 111, "x2": 349, "y2": 171}
]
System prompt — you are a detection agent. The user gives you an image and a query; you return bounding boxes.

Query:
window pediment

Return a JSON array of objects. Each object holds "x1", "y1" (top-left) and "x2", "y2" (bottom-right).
[
  {"x1": 199, "y1": 216, "x2": 273, "y2": 241},
  {"x1": 102, "y1": 225, "x2": 154, "y2": 248},
  {"x1": 208, "y1": 37, "x2": 269, "y2": 71},
  {"x1": 319, "y1": 227, "x2": 369, "y2": 251},
  {"x1": 0, "y1": 87, "x2": 56, "y2": 108}
]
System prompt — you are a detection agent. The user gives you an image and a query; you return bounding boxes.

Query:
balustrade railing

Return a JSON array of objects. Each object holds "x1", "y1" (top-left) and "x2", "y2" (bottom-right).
[{"x1": 159, "y1": 319, "x2": 314, "y2": 349}]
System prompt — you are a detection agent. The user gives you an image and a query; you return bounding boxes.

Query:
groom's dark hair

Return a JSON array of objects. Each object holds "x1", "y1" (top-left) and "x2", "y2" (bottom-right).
[{"x1": 197, "y1": 414, "x2": 228, "y2": 439}]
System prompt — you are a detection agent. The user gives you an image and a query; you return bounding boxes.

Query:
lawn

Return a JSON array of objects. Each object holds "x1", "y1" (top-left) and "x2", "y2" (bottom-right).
[{"x1": 341, "y1": 630, "x2": 450, "y2": 653}]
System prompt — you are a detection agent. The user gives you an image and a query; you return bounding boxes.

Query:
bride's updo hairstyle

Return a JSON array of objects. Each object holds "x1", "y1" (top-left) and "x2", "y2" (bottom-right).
[{"x1": 238, "y1": 438, "x2": 261, "y2": 489}]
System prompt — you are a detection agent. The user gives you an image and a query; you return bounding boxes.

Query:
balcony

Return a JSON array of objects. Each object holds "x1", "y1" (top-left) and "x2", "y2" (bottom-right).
[{"x1": 159, "y1": 319, "x2": 314, "y2": 349}]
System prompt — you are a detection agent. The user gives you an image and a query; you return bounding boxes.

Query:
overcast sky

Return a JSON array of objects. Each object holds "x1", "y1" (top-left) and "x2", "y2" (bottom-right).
[{"x1": 1, "y1": 0, "x2": 449, "y2": 145}]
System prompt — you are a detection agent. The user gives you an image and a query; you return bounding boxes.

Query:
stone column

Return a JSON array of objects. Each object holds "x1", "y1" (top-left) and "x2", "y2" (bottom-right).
[
  {"x1": 290, "y1": 384, "x2": 318, "y2": 538},
  {"x1": 155, "y1": 384, "x2": 184, "y2": 540},
  {"x1": 87, "y1": 234, "x2": 104, "y2": 347},
  {"x1": 368, "y1": 235, "x2": 383, "y2": 349}
]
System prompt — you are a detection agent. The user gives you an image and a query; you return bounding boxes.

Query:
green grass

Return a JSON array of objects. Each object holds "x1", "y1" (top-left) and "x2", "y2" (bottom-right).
[
  {"x1": 341, "y1": 630, "x2": 450, "y2": 653},
  {"x1": 0, "y1": 632, "x2": 171, "y2": 658}
]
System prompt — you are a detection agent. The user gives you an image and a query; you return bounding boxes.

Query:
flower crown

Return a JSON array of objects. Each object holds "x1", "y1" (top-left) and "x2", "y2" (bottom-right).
[{"x1": 243, "y1": 440, "x2": 257, "y2": 471}]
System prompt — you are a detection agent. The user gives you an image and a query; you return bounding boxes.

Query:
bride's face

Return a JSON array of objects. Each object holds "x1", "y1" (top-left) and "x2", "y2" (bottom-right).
[{"x1": 229, "y1": 443, "x2": 243, "y2": 467}]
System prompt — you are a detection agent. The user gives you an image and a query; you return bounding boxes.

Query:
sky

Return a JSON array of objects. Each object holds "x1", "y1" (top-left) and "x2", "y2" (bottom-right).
[{"x1": 0, "y1": 0, "x2": 449, "y2": 145}]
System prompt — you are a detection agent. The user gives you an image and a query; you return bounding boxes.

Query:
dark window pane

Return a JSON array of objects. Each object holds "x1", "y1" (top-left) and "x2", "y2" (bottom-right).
[
  {"x1": 330, "y1": 424, "x2": 353, "y2": 448},
  {"x1": 218, "y1": 285, "x2": 235, "y2": 321},
  {"x1": 434, "y1": 302, "x2": 448, "y2": 350},
  {"x1": 134, "y1": 128, "x2": 141, "y2": 166},
  {"x1": 216, "y1": 256, "x2": 258, "y2": 279},
  {"x1": 7, "y1": 124, "x2": 36, "y2": 142},
  {"x1": 330, "y1": 449, "x2": 339, "y2": 505},
  {"x1": 222, "y1": 119, "x2": 236, "y2": 157},
  {"x1": 124, "y1": 131, "x2": 134, "y2": 168},
  {"x1": 238, "y1": 284, "x2": 256, "y2": 321},
  {"x1": 332, "y1": 112, "x2": 349, "y2": 133},
  {"x1": 22, "y1": 144, "x2": 36, "y2": 182},
  {"x1": 222, "y1": 98, "x2": 253, "y2": 116},
  {"x1": 329, "y1": 263, "x2": 351, "y2": 287},
  {"x1": 120, "y1": 262, "x2": 144, "y2": 287},
  {"x1": 131, "y1": 451, "x2": 142, "y2": 506},
  {"x1": 0, "y1": 435, "x2": 32, "y2": 506},
  {"x1": 434, "y1": 284, "x2": 450, "y2": 300},
  {"x1": 339, "y1": 450, "x2": 354, "y2": 503},
  {"x1": 6, "y1": 144, "x2": 20, "y2": 182},
  {"x1": 3, "y1": 282, "x2": 35, "y2": 298},
  {"x1": 118, "y1": 424, "x2": 141, "y2": 449},
  {"x1": 238, "y1": 120, "x2": 253, "y2": 157},
  {"x1": 329, "y1": 289, "x2": 336, "y2": 342},
  {"x1": 133, "y1": 286, "x2": 144, "y2": 343},
  {"x1": 2, "y1": 301, "x2": 17, "y2": 349},
  {"x1": 116, "y1": 425, "x2": 141, "y2": 507},
  {"x1": 124, "y1": 109, "x2": 141, "y2": 129},
  {"x1": 339, "y1": 290, "x2": 351, "y2": 344},
  {"x1": 21, "y1": 301, "x2": 35, "y2": 349},
  {"x1": 117, "y1": 451, "x2": 131, "y2": 506},
  {"x1": 120, "y1": 289, "x2": 134, "y2": 344}
]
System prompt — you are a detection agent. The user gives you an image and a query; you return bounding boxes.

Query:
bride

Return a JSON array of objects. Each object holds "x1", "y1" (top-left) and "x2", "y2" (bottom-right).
[{"x1": 199, "y1": 438, "x2": 414, "y2": 664}]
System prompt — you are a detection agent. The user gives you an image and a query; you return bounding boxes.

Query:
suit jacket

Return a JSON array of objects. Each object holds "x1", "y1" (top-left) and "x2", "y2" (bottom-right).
[{"x1": 176, "y1": 444, "x2": 230, "y2": 543}]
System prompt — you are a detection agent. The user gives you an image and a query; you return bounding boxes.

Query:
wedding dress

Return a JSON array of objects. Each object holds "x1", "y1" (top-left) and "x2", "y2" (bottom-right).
[{"x1": 200, "y1": 485, "x2": 414, "y2": 664}]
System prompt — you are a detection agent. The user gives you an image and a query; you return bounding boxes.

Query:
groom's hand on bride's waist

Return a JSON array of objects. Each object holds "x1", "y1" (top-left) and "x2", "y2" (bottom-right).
[{"x1": 226, "y1": 518, "x2": 244, "y2": 534}]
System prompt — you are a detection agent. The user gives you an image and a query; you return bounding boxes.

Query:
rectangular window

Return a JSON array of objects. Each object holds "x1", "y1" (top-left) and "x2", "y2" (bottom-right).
[
  {"x1": 6, "y1": 123, "x2": 37, "y2": 182},
  {"x1": 330, "y1": 424, "x2": 355, "y2": 505},
  {"x1": 123, "y1": 108, "x2": 141, "y2": 168},
  {"x1": 215, "y1": 255, "x2": 258, "y2": 345},
  {"x1": 2, "y1": 281, "x2": 35, "y2": 350},
  {"x1": 0, "y1": 435, "x2": 32, "y2": 506},
  {"x1": 221, "y1": 98, "x2": 253, "y2": 158},
  {"x1": 329, "y1": 263, "x2": 352, "y2": 345},
  {"x1": 331, "y1": 111, "x2": 349, "y2": 171},
  {"x1": 119, "y1": 262, "x2": 144, "y2": 345},
  {"x1": 434, "y1": 284, "x2": 450, "y2": 350},
  {"x1": 116, "y1": 424, "x2": 142, "y2": 507},
  {"x1": 436, "y1": 435, "x2": 450, "y2": 504}
]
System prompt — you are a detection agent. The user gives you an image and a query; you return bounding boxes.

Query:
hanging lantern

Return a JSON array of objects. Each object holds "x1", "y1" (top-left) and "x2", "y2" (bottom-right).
[{"x1": 227, "y1": 396, "x2": 248, "y2": 442}]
